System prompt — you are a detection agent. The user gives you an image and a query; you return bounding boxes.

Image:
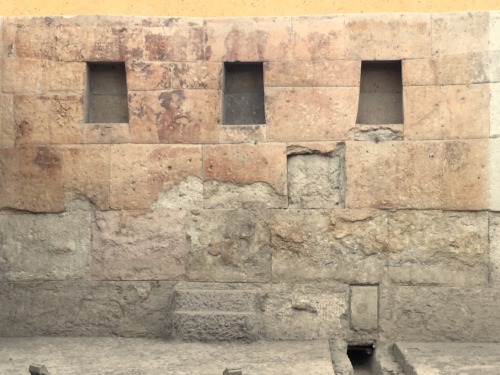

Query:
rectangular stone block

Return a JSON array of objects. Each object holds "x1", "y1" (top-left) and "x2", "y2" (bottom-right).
[
  {"x1": 387, "y1": 210, "x2": 489, "y2": 286},
  {"x1": 490, "y1": 214, "x2": 500, "y2": 287},
  {"x1": 110, "y1": 144, "x2": 202, "y2": 210},
  {"x1": 14, "y1": 94, "x2": 84, "y2": 144},
  {"x1": 172, "y1": 62, "x2": 222, "y2": 89},
  {"x1": 85, "y1": 25, "x2": 145, "y2": 61},
  {"x1": 82, "y1": 123, "x2": 131, "y2": 144},
  {"x1": 266, "y1": 87, "x2": 358, "y2": 142},
  {"x1": 350, "y1": 285, "x2": 378, "y2": 332},
  {"x1": 432, "y1": 13, "x2": 489, "y2": 56},
  {"x1": 219, "y1": 125, "x2": 266, "y2": 143},
  {"x1": 442, "y1": 140, "x2": 489, "y2": 210},
  {"x1": 491, "y1": 83, "x2": 500, "y2": 137},
  {"x1": 61, "y1": 145, "x2": 110, "y2": 210},
  {"x1": 92, "y1": 210, "x2": 187, "y2": 281},
  {"x1": 379, "y1": 286, "x2": 500, "y2": 342},
  {"x1": 264, "y1": 61, "x2": 361, "y2": 87},
  {"x1": 271, "y1": 209, "x2": 388, "y2": 284},
  {"x1": 345, "y1": 141, "x2": 443, "y2": 209},
  {"x1": 0, "y1": 94, "x2": 14, "y2": 148},
  {"x1": 404, "y1": 85, "x2": 490, "y2": 140},
  {"x1": 354, "y1": 124, "x2": 403, "y2": 142},
  {"x1": 186, "y1": 210, "x2": 271, "y2": 282},
  {"x1": 128, "y1": 90, "x2": 220, "y2": 144},
  {"x1": 0, "y1": 211, "x2": 90, "y2": 281},
  {"x1": 0, "y1": 281, "x2": 174, "y2": 337},
  {"x1": 126, "y1": 61, "x2": 172, "y2": 91},
  {"x1": 0, "y1": 146, "x2": 64, "y2": 212},
  {"x1": 203, "y1": 143, "x2": 287, "y2": 209},
  {"x1": 346, "y1": 14, "x2": 431, "y2": 59},
  {"x1": 205, "y1": 17, "x2": 293, "y2": 61},
  {"x1": 491, "y1": 138, "x2": 500, "y2": 211},
  {"x1": 491, "y1": 12, "x2": 500, "y2": 52}
]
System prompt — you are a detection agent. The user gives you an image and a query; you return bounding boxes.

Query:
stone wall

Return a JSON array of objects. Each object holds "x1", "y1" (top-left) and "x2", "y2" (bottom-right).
[{"x1": 0, "y1": 12, "x2": 499, "y2": 343}]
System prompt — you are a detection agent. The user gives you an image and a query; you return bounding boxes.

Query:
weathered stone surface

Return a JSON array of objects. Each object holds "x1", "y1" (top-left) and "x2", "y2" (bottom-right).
[
  {"x1": 379, "y1": 286, "x2": 500, "y2": 342},
  {"x1": 490, "y1": 214, "x2": 500, "y2": 286},
  {"x1": 92, "y1": 210, "x2": 186, "y2": 281},
  {"x1": 203, "y1": 143, "x2": 287, "y2": 209},
  {"x1": 110, "y1": 144, "x2": 202, "y2": 210},
  {"x1": 173, "y1": 288, "x2": 259, "y2": 312},
  {"x1": 350, "y1": 285, "x2": 378, "y2": 332},
  {"x1": 14, "y1": 94, "x2": 84, "y2": 144},
  {"x1": 262, "y1": 283, "x2": 348, "y2": 340},
  {"x1": 346, "y1": 14, "x2": 431, "y2": 59},
  {"x1": 287, "y1": 144, "x2": 345, "y2": 208},
  {"x1": 491, "y1": 83, "x2": 500, "y2": 137},
  {"x1": 491, "y1": 138, "x2": 500, "y2": 211},
  {"x1": 205, "y1": 17, "x2": 292, "y2": 61},
  {"x1": 0, "y1": 210, "x2": 90, "y2": 281},
  {"x1": 271, "y1": 209, "x2": 388, "y2": 284},
  {"x1": 128, "y1": 90, "x2": 220, "y2": 144},
  {"x1": 442, "y1": 140, "x2": 489, "y2": 210},
  {"x1": 126, "y1": 61, "x2": 172, "y2": 91},
  {"x1": 264, "y1": 61, "x2": 360, "y2": 87},
  {"x1": 491, "y1": 12, "x2": 500, "y2": 52},
  {"x1": 61, "y1": 145, "x2": 110, "y2": 210},
  {"x1": 354, "y1": 125, "x2": 403, "y2": 142},
  {"x1": 172, "y1": 62, "x2": 221, "y2": 89},
  {"x1": 266, "y1": 87, "x2": 358, "y2": 142},
  {"x1": 0, "y1": 146, "x2": 64, "y2": 212},
  {"x1": 82, "y1": 123, "x2": 131, "y2": 144},
  {"x1": 85, "y1": 25, "x2": 145, "y2": 61},
  {"x1": 0, "y1": 94, "x2": 14, "y2": 148},
  {"x1": 345, "y1": 141, "x2": 443, "y2": 209},
  {"x1": 219, "y1": 125, "x2": 266, "y2": 143},
  {"x1": 432, "y1": 13, "x2": 489, "y2": 56},
  {"x1": 386, "y1": 210, "x2": 489, "y2": 286},
  {"x1": 404, "y1": 84, "x2": 490, "y2": 140},
  {"x1": 186, "y1": 210, "x2": 271, "y2": 282},
  {"x1": 0, "y1": 281, "x2": 174, "y2": 337}
]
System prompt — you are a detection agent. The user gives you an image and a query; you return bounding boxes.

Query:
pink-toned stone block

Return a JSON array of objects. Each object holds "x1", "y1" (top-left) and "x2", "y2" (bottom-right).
[
  {"x1": 345, "y1": 141, "x2": 443, "y2": 209},
  {"x1": 266, "y1": 87, "x2": 358, "y2": 142},
  {"x1": 205, "y1": 17, "x2": 293, "y2": 61},
  {"x1": 171, "y1": 62, "x2": 222, "y2": 89},
  {"x1": 404, "y1": 84, "x2": 489, "y2": 140},
  {"x1": 85, "y1": 25, "x2": 145, "y2": 61},
  {"x1": 126, "y1": 61, "x2": 172, "y2": 91},
  {"x1": 3, "y1": 58, "x2": 43, "y2": 92},
  {"x1": 219, "y1": 125, "x2": 266, "y2": 143},
  {"x1": 82, "y1": 123, "x2": 131, "y2": 144},
  {"x1": 110, "y1": 144, "x2": 202, "y2": 210}
]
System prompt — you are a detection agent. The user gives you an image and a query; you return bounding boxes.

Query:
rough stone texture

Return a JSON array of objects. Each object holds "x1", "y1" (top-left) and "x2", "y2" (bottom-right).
[
  {"x1": 350, "y1": 285, "x2": 378, "y2": 332},
  {"x1": 172, "y1": 62, "x2": 222, "y2": 89},
  {"x1": 203, "y1": 143, "x2": 287, "y2": 209},
  {"x1": 0, "y1": 146, "x2": 64, "y2": 212},
  {"x1": 219, "y1": 125, "x2": 266, "y2": 143},
  {"x1": 491, "y1": 12, "x2": 500, "y2": 52},
  {"x1": 0, "y1": 338, "x2": 335, "y2": 375},
  {"x1": 354, "y1": 125, "x2": 403, "y2": 142},
  {"x1": 173, "y1": 288, "x2": 259, "y2": 312},
  {"x1": 92, "y1": 210, "x2": 187, "y2": 281},
  {"x1": 490, "y1": 214, "x2": 500, "y2": 286},
  {"x1": 261, "y1": 283, "x2": 348, "y2": 340},
  {"x1": 0, "y1": 281, "x2": 174, "y2": 337},
  {"x1": 266, "y1": 87, "x2": 358, "y2": 141},
  {"x1": 0, "y1": 210, "x2": 90, "y2": 281},
  {"x1": 186, "y1": 210, "x2": 271, "y2": 282},
  {"x1": 345, "y1": 141, "x2": 443, "y2": 209},
  {"x1": 491, "y1": 83, "x2": 500, "y2": 137},
  {"x1": 380, "y1": 286, "x2": 500, "y2": 342},
  {"x1": 404, "y1": 84, "x2": 490, "y2": 140},
  {"x1": 0, "y1": 94, "x2": 14, "y2": 148},
  {"x1": 491, "y1": 138, "x2": 500, "y2": 211},
  {"x1": 110, "y1": 144, "x2": 202, "y2": 210},
  {"x1": 126, "y1": 61, "x2": 172, "y2": 91},
  {"x1": 82, "y1": 123, "x2": 131, "y2": 144}
]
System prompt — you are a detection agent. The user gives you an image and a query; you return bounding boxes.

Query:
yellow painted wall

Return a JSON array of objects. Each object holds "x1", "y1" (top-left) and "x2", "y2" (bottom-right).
[{"x1": 0, "y1": 0, "x2": 499, "y2": 17}]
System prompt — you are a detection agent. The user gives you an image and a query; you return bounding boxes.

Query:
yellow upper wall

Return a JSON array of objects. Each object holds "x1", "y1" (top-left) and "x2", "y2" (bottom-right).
[{"x1": 0, "y1": 0, "x2": 499, "y2": 16}]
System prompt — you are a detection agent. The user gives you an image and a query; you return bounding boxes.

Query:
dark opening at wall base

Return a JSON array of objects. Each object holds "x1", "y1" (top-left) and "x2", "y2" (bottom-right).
[{"x1": 347, "y1": 345, "x2": 374, "y2": 375}]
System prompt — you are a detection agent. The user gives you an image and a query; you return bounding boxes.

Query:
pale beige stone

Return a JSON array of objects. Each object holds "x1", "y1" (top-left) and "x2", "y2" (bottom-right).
[
  {"x1": 110, "y1": 144, "x2": 202, "y2": 210},
  {"x1": 346, "y1": 14, "x2": 431, "y2": 59},
  {"x1": 219, "y1": 125, "x2": 266, "y2": 143},
  {"x1": 490, "y1": 214, "x2": 500, "y2": 286},
  {"x1": 350, "y1": 286, "x2": 378, "y2": 331},
  {"x1": 82, "y1": 123, "x2": 131, "y2": 144},
  {"x1": 61, "y1": 145, "x2": 110, "y2": 210},
  {"x1": 354, "y1": 124, "x2": 403, "y2": 142},
  {"x1": 432, "y1": 12, "x2": 489, "y2": 56},
  {"x1": 404, "y1": 84, "x2": 489, "y2": 140},
  {"x1": 205, "y1": 17, "x2": 293, "y2": 61},
  {"x1": 345, "y1": 141, "x2": 443, "y2": 209},
  {"x1": 41, "y1": 61, "x2": 86, "y2": 91},
  {"x1": 92, "y1": 210, "x2": 187, "y2": 281},
  {"x1": 490, "y1": 138, "x2": 500, "y2": 211},
  {"x1": 171, "y1": 62, "x2": 222, "y2": 89},
  {"x1": 2, "y1": 58, "x2": 43, "y2": 93},
  {"x1": 491, "y1": 83, "x2": 500, "y2": 138},
  {"x1": 126, "y1": 61, "x2": 171, "y2": 91},
  {"x1": 0, "y1": 94, "x2": 14, "y2": 148},
  {"x1": 442, "y1": 140, "x2": 489, "y2": 210},
  {"x1": 266, "y1": 87, "x2": 358, "y2": 142},
  {"x1": 86, "y1": 25, "x2": 145, "y2": 61},
  {"x1": 402, "y1": 59, "x2": 437, "y2": 86},
  {"x1": 491, "y1": 12, "x2": 500, "y2": 52}
]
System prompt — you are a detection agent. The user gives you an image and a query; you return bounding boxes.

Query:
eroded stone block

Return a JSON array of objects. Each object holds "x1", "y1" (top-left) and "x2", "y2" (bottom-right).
[
  {"x1": 491, "y1": 138, "x2": 500, "y2": 211},
  {"x1": 0, "y1": 94, "x2": 14, "y2": 148},
  {"x1": 172, "y1": 62, "x2": 221, "y2": 89},
  {"x1": 219, "y1": 125, "x2": 266, "y2": 143},
  {"x1": 126, "y1": 61, "x2": 172, "y2": 91},
  {"x1": 92, "y1": 210, "x2": 187, "y2": 280},
  {"x1": 490, "y1": 214, "x2": 500, "y2": 286},
  {"x1": 491, "y1": 83, "x2": 500, "y2": 137},
  {"x1": 354, "y1": 125, "x2": 403, "y2": 142},
  {"x1": 186, "y1": 210, "x2": 271, "y2": 282},
  {"x1": 350, "y1": 285, "x2": 378, "y2": 332}
]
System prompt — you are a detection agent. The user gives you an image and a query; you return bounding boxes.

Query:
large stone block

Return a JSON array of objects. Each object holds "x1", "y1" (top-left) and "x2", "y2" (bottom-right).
[
  {"x1": 0, "y1": 210, "x2": 91, "y2": 281},
  {"x1": 271, "y1": 209, "x2": 388, "y2": 284},
  {"x1": 432, "y1": 13, "x2": 489, "y2": 56},
  {"x1": 219, "y1": 125, "x2": 266, "y2": 143},
  {"x1": 350, "y1": 285, "x2": 378, "y2": 332},
  {"x1": 85, "y1": 24, "x2": 145, "y2": 61},
  {"x1": 61, "y1": 145, "x2": 110, "y2": 210},
  {"x1": 345, "y1": 141, "x2": 443, "y2": 209},
  {"x1": 404, "y1": 84, "x2": 490, "y2": 140},
  {"x1": 0, "y1": 281, "x2": 174, "y2": 337},
  {"x1": 0, "y1": 94, "x2": 14, "y2": 148},
  {"x1": 491, "y1": 12, "x2": 500, "y2": 52},
  {"x1": 171, "y1": 62, "x2": 222, "y2": 89},
  {"x1": 491, "y1": 83, "x2": 500, "y2": 138},
  {"x1": 491, "y1": 138, "x2": 500, "y2": 211},
  {"x1": 205, "y1": 17, "x2": 293, "y2": 61},
  {"x1": 186, "y1": 210, "x2": 271, "y2": 282},
  {"x1": 386, "y1": 210, "x2": 489, "y2": 286},
  {"x1": 14, "y1": 94, "x2": 84, "y2": 144},
  {"x1": 92, "y1": 210, "x2": 187, "y2": 281},
  {"x1": 0, "y1": 146, "x2": 64, "y2": 212},
  {"x1": 491, "y1": 214, "x2": 500, "y2": 287},
  {"x1": 110, "y1": 144, "x2": 202, "y2": 210},
  {"x1": 379, "y1": 286, "x2": 500, "y2": 342},
  {"x1": 346, "y1": 14, "x2": 431, "y2": 60},
  {"x1": 265, "y1": 87, "x2": 358, "y2": 142},
  {"x1": 82, "y1": 123, "x2": 131, "y2": 144},
  {"x1": 203, "y1": 143, "x2": 287, "y2": 209},
  {"x1": 126, "y1": 61, "x2": 172, "y2": 91}
]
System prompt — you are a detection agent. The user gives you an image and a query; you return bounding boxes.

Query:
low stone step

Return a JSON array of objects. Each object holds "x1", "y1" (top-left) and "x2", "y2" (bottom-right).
[
  {"x1": 172, "y1": 289, "x2": 259, "y2": 313},
  {"x1": 171, "y1": 311, "x2": 259, "y2": 341}
]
